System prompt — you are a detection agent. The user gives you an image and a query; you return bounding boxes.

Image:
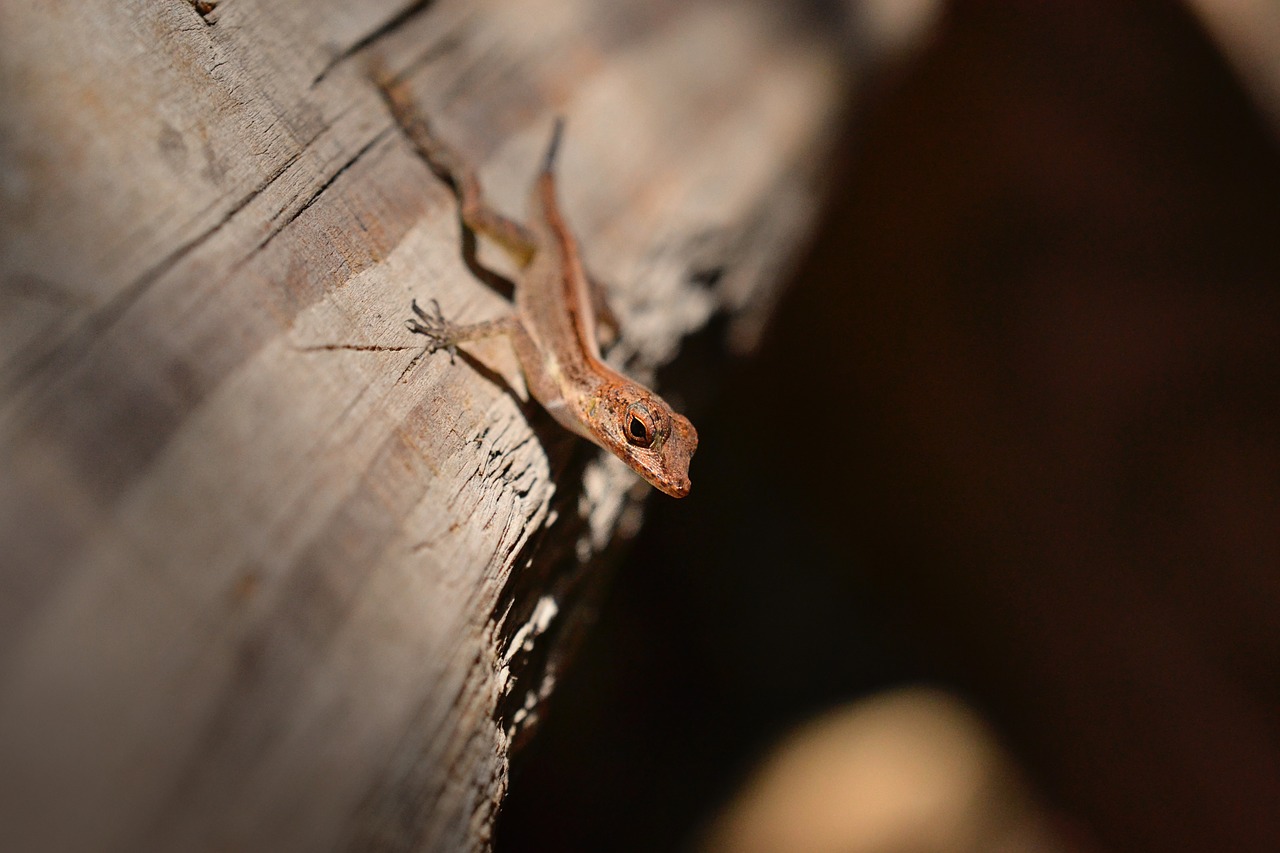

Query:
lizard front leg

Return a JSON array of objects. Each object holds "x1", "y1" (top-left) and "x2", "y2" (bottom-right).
[
  {"x1": 404, "y1": 298, "x2": 518, "y2": 363},
  {"x1": 405, "y1": 300, "x2": 572, "y2": 426}
]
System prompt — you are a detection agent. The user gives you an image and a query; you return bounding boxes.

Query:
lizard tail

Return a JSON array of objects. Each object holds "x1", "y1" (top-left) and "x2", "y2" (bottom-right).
[{"x1": 541, "y1": 116, "x2": 566, "y2": 174}]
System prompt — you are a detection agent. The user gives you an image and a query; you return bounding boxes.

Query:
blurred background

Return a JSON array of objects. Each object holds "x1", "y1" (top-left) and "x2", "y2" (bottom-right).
[{"x1": 497, "y1": 1, "x2": 1280, "y2": 851}]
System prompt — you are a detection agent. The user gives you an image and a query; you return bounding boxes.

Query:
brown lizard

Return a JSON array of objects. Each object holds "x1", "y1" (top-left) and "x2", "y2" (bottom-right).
[{"x1": 376, "y1": 76, "x2": 698, "y2": 497}]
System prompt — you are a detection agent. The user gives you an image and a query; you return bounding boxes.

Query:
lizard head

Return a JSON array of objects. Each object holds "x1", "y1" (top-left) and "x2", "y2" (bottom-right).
[{"x1": 584, "y1": 381, "x2": 698, "y2": 498}]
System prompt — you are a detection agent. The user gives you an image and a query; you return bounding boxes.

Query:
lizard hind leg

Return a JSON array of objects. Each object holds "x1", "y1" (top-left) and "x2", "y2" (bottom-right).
[
  {"x1": 374, "y1": 73, "x2": 540, "y2": 267},
  {"x1": 587, "y1": 274, "x2": 622, "y2": 349}
]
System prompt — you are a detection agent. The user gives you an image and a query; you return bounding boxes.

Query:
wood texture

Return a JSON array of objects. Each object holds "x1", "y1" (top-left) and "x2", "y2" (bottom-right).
[{"x1": 0, "y1": 0, "x2": 855, "y2": 850}]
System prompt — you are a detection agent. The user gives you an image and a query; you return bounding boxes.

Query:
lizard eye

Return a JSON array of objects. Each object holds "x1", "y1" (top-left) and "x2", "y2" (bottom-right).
[{"x1": 622, "y1": 403, "x2": 656, "y2": 448}]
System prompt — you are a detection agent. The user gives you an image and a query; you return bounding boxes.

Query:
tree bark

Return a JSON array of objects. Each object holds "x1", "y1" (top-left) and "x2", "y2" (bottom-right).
[{"x1": 0, "y1": 0, "x2": 857, "y2": 850}]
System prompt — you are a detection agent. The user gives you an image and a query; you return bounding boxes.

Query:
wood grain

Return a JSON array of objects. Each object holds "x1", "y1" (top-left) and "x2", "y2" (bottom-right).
[{"x1": 0, "y1": 0, "x2": 860, "y2": 849}]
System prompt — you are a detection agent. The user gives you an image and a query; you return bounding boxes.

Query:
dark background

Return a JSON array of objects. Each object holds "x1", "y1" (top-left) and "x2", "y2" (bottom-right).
[{"x1": 498, "y1": 2, "x2": 1280, "y2": 851}]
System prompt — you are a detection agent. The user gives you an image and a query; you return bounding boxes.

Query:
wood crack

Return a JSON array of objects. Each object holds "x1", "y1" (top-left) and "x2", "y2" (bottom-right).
[
  {"x1": 310, "y1": 0, "x2": 440, "y2": 87},
  {"x1": 292, "y1": 343, "x2": 417, "y2": 353},
  {"x1": 0, "y1": 146, "x2": 305, "y2": 399},
  {"x1": 244, "y1": 126, "x2": 393, "y2": 261}
]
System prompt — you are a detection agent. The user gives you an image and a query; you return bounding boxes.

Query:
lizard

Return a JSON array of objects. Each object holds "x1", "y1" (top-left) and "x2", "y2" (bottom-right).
[{"x1": 375, "y1": 74, "x2": 698, "y2": 498}]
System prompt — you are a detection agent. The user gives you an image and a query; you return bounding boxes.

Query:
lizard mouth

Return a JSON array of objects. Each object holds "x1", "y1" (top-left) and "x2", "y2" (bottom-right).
[{"x1": 655, "y1": 475, "x2": 691, "y2": 499}]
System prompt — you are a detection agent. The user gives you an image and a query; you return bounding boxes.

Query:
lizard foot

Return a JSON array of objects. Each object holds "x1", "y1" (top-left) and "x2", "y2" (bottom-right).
[{"x1": 405, "y1": 298, "x2": 459, "y2": 362}]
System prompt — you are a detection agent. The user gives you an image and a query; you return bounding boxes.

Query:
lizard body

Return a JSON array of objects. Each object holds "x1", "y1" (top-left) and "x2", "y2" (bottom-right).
[{"x1": 379, "y1": 77, "x2": 698, "y2": 497}]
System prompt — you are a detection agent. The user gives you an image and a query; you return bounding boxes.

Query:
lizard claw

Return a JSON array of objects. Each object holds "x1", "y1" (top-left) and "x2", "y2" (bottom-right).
[{"x1": 406, "y1": 298, "x2": 458, "y2": 362}]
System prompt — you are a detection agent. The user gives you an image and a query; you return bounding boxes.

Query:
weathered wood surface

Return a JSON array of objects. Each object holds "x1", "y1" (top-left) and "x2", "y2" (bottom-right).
[{"x1": 0, "y1": 0, "x2": 861, "y2": 850}]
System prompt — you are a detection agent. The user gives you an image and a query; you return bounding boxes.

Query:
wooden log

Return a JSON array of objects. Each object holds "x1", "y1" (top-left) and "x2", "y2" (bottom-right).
[{"x1": 0, "y1": 0, "x2": 867, "y2": 849}]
